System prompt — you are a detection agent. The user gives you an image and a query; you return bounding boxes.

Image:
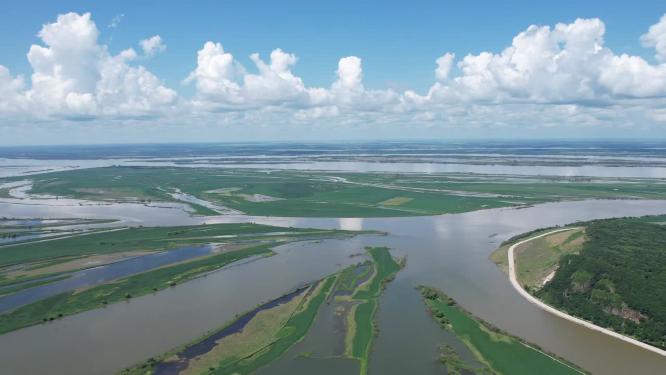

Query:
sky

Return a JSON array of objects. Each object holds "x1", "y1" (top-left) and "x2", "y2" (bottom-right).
[{"x1": 1, "y1": 0, "x2": 666, "y2": 145}]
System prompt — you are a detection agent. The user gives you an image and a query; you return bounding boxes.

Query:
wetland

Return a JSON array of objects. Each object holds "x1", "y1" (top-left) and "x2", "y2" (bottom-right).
[{"x1": 1, "y1": 142, "x2": 666, "y2": 375}]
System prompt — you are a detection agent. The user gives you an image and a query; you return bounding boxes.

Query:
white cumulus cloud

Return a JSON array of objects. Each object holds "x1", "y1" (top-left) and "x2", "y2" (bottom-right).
[
  {"x1": 140, "y1": 35, "x2": 166, "y2": 57},
  {"x1": 435, "y1": 53, "x2": 455, "y2": 81},
  {"x1": 2, "y1": 11, "x2": 666, "y2": 135},
  {"x1": 641, "y1": 14, "x2": 666, "y2": 62},
  {"x1": 422, "y1": 17, "x2": 666, "y2": 106},
  {"x1": 4, "y1": 12, "x2": 176, "y2": 120}
]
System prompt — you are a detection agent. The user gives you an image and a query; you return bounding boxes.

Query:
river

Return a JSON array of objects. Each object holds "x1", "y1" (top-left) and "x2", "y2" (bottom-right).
[{"x1": 0, "y1": 198, "x2": 666, "y2": 374}]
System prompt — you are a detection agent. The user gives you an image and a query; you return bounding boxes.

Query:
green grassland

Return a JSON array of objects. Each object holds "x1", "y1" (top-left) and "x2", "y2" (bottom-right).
[
  {"x1": 347, "y1": 247, "x2": 403, "y2": 375},
  {"x1": 490, "y1": 228, "x2": 586, "y2": 292},
  {"x1": 216, "y1": 277, "x2": 336, "y2": 374},
  {"x1": 9, "y1": 166, "x2": 666, "y2": 217},
  {"x1": 514, "y1": 228, "x2": 585, "y2": 291},
  {"x1": 420, "y1": 287, "x2": 585, "y2": 375}
]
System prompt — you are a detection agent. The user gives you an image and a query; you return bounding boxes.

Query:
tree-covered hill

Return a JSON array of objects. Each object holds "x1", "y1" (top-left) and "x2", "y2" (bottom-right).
[{"x1": 538, "y1": 217, "x2": 666, "y2": 349}]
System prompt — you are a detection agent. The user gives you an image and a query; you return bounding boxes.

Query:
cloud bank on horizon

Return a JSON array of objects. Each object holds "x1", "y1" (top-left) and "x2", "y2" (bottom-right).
[{"x1": 2, "y1": 12, "x2": 666, "y2": 132}]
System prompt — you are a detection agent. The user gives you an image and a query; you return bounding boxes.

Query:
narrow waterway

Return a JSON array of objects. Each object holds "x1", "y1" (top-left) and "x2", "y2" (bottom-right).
[{"x1": 0, "y1": 244, "x2": 216, "y2": 313}]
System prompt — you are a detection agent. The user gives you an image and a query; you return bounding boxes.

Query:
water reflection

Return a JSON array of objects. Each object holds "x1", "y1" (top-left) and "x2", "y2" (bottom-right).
[{"x1": 4, "y1": 157, "x2": 666, "y2": 178}]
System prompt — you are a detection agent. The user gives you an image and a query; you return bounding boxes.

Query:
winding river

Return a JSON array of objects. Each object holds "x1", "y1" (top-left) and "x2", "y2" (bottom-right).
[
  {"x1": 2, "y1": 157, "x2": 666, "y2": 374},
  {"x1": 0, "y1": 199, "x2": 665, "y2": 374}
]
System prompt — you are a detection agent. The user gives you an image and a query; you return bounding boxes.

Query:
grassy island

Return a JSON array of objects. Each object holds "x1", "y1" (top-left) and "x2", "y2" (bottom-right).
[
  {"x1": 121, "y1": 246, "x2": 403, "y2": 375},
  {"x1": 420, "y1": 287, "x2": 585, "y2": 375}
]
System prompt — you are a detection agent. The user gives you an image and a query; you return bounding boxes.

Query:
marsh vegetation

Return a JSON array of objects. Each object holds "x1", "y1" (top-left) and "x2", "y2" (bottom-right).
[{"x1": 420, "y1": 287, "x2": 584, "y2": 375}]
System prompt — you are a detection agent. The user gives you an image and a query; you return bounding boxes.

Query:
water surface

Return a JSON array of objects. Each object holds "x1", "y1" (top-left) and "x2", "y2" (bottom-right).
[{"x1": 1, "y1": 200, "x2": 666, "y2": 374}]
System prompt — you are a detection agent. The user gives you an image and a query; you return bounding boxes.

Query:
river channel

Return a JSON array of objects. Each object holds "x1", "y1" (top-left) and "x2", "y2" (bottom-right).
[{"x1": 0, "y1": 198, "x2": 665, "y2": 374}]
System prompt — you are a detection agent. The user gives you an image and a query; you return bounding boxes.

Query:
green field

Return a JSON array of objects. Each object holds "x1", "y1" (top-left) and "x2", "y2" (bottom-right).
[
  {"x1": 420, "y1": 287, "x2": 584, "y2": 375},
  {"x1": 7, "y1": 166, "x2": 666, "y2": 217}
]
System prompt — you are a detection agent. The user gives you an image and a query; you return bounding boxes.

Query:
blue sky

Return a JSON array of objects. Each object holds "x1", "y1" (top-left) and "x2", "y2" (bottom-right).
[
  {"x1": 1, "y1": 1, "x2": 666, "y2": 144},
  {"x1": 2, "y1": 0, "x2": 663, "y2": 92}
]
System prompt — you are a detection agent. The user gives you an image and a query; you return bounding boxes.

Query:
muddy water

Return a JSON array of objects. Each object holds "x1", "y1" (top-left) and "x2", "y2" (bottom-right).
[
  {"x1": 1, "y1": 200, "x2": 666, "y2": 374},
  {"x1": 208, "y1": 200, "x2": 666, "y2": 375},
  {"x1": 0, "y1": 236, "x2": 374, "y2": 375}
]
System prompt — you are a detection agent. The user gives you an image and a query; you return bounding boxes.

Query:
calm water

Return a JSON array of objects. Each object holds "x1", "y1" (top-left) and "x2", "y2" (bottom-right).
[
  {"x1": 0, "y1": 244, "x2": 216, "y2": 313},
  {"x1": 5, "y1": 156, "x2": 666, "y2": 178},
  {"x1": 2, "y1": 151, "x2": 666, "y2": 374},
  {"x1": 1, "y1": 200, "x2": 666, "y2": 374}
]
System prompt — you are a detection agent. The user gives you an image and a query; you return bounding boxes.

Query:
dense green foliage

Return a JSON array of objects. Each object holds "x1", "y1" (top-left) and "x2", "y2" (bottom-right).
[
  {"x1": 11, "y1": 165, "x2": 666, "y2": 218},
  {"x1": 421, "y1": 287, "x2": 583, "y2": 375},
  {"x1": 0, "y1": 244, "x2": 276, "y2": 334},
  {"x1": 538, "y1": 218, "x2": 666, "y2": 349}
]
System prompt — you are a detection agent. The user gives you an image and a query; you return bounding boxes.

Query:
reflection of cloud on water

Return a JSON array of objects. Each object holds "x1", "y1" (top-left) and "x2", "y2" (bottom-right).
[{"x1": 338, "y1": 217, "x2": 364, "y2": 231}]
